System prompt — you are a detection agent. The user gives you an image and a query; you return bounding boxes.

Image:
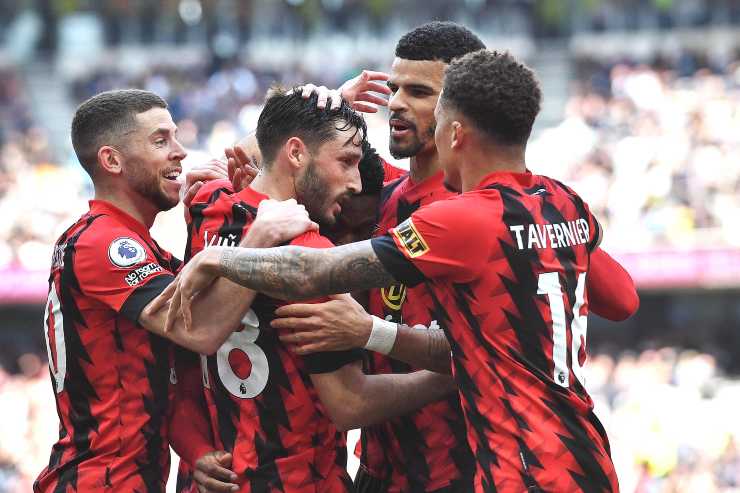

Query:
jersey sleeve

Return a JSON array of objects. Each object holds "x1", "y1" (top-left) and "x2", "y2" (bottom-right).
[
  {"x1": 552, "y1": 178, "x2": 601, "y2": 252},
  {"x1": 370, "y1": 195, "x2": 498, "y2": 286},
  {"x1": 185, "y1": 179, "x2": 235, "y2": 261},
  {"x1": 289, "y1": 231, "x2": 363, "y2": 374},
  {"x1": 73, "y1": 219, "x2": 176, "y2": 324}
]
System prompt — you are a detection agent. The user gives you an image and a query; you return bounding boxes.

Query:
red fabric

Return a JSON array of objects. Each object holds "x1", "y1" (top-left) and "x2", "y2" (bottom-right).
[
  {"x1": 184, "y1": 185, "x2": 354, "y2": 492},
  {"x1": 35, "y1": 200, "x2": 180, "y2": 493},
  {"x1": 360, "y1": 171, "x2": 474, "y2": 491},
  {"x1": 170, "y1": 351, "x2": 214, "y2": 465},
  {"x1": 588, "y1": 248, "x2": 639, "y2": 321},
  {"x1": 381, "y1": 158, "x2": 408, "y2": 184},
  {"x1": 372, "y1": 171, "x2": 618, "y2": 492}
]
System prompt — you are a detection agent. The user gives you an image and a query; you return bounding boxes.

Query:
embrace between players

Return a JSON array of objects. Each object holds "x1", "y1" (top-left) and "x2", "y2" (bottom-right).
[{"x1": 36, "y1": 22, "x2": 639, "y2": 493}]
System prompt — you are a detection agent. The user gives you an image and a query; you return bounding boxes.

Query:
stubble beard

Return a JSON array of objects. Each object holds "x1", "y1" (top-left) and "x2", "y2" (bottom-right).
[
  {"x1": 389, "y1": 121, "x2": 436, "y2": 159},
  {"x1": 129, "y1": 164, "x2": 178, "y2": 212},
  {"x1": 295, "y1": 161, "x2": 336, "y2": 228}
]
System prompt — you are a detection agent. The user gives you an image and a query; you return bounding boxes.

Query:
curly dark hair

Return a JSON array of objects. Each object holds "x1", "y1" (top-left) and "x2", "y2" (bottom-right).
[
  {"x1": 441, "y1": 50, "x2": 541, "y2": 146},
  {"x1": 358, "y1": 140, "x2": 384, "y2": 196},
  {"x1": 257, "y1": 87, "x2": 367, "y2": 166},
  {"x1": 395, "y1": 21, "x2": 485, "y2": 63},
  {"x1": 71, "y1": 89, "x2": 167, "y2": 178}
]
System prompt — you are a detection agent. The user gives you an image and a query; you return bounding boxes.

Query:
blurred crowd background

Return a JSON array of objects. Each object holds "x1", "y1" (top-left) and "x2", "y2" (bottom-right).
[{"x1": 1, "y1": 1, "x2": 739, "y2": 492}]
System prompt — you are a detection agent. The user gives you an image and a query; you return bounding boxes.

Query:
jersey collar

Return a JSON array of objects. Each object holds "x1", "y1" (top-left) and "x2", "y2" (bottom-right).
[
  {"x1": 89, "y1": 200, "x2": 152, "y2": 240},
  {"x1": 473, "y1": 170, "x2": 534, "y2": 190}
]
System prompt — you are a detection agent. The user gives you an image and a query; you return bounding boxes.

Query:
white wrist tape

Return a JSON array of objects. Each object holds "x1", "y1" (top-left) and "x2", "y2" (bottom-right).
[{"x1": 365, "y1": 316, "x2": 398, "y2": 355}]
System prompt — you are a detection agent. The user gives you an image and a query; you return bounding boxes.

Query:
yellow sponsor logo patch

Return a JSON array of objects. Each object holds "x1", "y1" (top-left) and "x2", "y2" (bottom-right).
[
  {"x1": 392, "y1": 218, "x2": 429, "y2": 258},
  {"x1": 381, "y1": 283, "x2": 407, "y2": 311}
]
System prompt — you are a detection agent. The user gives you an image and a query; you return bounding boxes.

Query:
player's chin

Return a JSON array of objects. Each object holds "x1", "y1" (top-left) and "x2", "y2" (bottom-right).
[
  {"x1": 158, "y1": 186, "x2": 181, "y2": 210},
  {"x1": 321, "y1": 209, "x2": 339, "y2": 228},
  {"x1": 389, "y1": 141, "x2": 417, "y2": 160}
]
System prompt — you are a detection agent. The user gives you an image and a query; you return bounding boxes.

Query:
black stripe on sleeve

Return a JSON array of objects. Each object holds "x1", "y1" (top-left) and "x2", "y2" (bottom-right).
[
  {"x1": 302, "y1": 348, "x2": 363, "y2": 374},
  {"x1": 587, "y1": 218, "x2": 602, "y2": 252},
  {"x1": 120, "y1": 274, "x2": 175, "y2": 323},
  {"x1": 370, "y1": 235, "x2": 425, "y2": 287}
]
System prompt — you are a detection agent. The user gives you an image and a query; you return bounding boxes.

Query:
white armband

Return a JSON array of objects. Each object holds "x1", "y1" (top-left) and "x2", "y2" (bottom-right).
[{"x1": 364, "y1": 316, "x2": 398, "y2": 355}]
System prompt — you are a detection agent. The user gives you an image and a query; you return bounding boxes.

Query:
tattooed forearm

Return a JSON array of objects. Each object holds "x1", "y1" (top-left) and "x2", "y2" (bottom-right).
[
  {"x1": 219, "y1": 247, "x2": 237, "y2": 278},
  {"x1": 325, "y1": 242, "x2": 396, "y2": 295},
  {"x1": 216, "y1": 240, "x2": 396, "y2": 300}
]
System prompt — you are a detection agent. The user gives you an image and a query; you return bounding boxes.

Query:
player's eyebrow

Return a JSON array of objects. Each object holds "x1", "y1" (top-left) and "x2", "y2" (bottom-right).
[
  {"x1": 341, "y1": 149, "x2": 362, "y2": 161},
  {"x1": 149, "y1": 126, "x2": 177, "y2": 138},
  {"x1": 405, "y1": 83, "x2": 435, "y2": 93}
]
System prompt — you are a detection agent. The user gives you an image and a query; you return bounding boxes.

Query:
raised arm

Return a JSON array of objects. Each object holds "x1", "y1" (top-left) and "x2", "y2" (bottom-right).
[
  {"x1": 141, "y1": 199, "x2": 318, "y2": 354},
  {"x1": 159, "y1": 240, "x2": 396, "y2": 310},
  {"x1": 219, "y1": 240, "x2": 394, "y2": 298}
]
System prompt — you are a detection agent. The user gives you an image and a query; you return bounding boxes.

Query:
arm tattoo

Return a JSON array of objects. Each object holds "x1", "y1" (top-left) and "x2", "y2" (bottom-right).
[
  {"x1": 218, "y1": 240, "x2": 396, "y2": 300},
  {"x1": 219, "y1": 247, "x2": 237, "y2": 278}
]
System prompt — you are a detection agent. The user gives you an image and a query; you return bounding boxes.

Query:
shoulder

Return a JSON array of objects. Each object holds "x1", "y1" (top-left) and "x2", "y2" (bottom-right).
[
  {"x1": 75, "y1": 214, "x2": 134, "y2": 248},
  {"x1": 540, "y1": 175, "x2": 578, "y2": 197},
  {"x1": 191, "y1": 179, "x2": 235, "y2": 206},
  {"x1": 289, "y1": 230, "x2": 334, "y2": 249},
  {"x1": 413, "y1": 190, "x2": 500, "y2": 226},
  {"x1": 381, "y1": 158, "x2": 408, "y2": 184}
]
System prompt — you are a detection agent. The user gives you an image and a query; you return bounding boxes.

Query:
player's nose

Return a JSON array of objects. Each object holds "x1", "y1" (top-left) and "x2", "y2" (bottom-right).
[
  {"x1": 388, "y1": 89, "x2": 406, "y2": 113},
  {"x1": 347, "y1": 167, "x2": 361, "y2": 195},
  {"x1": 170, "y1": 137, "x2": 187, "y2": 161}
]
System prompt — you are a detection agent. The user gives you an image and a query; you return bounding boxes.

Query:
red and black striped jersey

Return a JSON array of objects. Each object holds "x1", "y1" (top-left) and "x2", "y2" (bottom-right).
[
  {"x1": 185, "y1": 180, "x2": 359, "y2": 492},
  {"x1": 371, "y1": 171, "x2": 618, "y2": 493},
  {"x1": 381, "y1": 158, "x2": 408, "y2": 185},
  {"x1": 361, "y1": 171, "x2": 474, "y2": 492},
  {"x1": 35, "y1": 200, "x2": 180, "y2": 493},
  {"x1": 175, "y1": 461, "x2": 196, "y2": 493}
]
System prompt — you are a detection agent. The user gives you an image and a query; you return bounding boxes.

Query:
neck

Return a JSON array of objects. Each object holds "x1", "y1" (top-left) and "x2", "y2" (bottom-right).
[
  {"x1": 408, "y1": 146, "x2": 441, "y2": 184},
  {"x1": 94, "y1": 184, "x2": 158, "y2": 228},
  {"x1": 249, "y1": 165, "x2": 296, "y2": 200},
  {"x1": 460, "y1": 144, "x2": 527, "y2": 192}
]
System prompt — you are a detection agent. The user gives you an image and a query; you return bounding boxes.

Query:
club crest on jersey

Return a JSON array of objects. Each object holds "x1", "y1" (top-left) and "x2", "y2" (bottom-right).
[
  {"x1": 392, "y1": 218, "x2": 429, "y2": 258},
  {"x1": 108, "y1": 237, "x2": 146, "y2": 267},
  {"x1": 381, "y1": 283, "x2": 407, "y2": 311}
]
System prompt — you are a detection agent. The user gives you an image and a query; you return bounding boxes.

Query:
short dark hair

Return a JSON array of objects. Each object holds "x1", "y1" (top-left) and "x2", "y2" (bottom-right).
[
  {"x1": 71, "y1": 89, "x2": 167, "y2": 177},
  {"x1": 256, "y1": 88, "x2": 367, "y2": 166},
  {"x1": 395, "y1": 21, "x2": 485, "y2": 63},
  {"x1": 441, "y1": 50, "x2": 542, "y2": 146},
  {"x1": 358, "y1": 141, "x2": 384, "y2": 196}
]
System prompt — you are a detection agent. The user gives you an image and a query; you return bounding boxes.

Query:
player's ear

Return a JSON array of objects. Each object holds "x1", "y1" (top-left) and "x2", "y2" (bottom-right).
[
  {"x1": 450, "y1": 121, "x2": 463, "y2": 150},
  {"x1": 285, "y1": 137, "x2": 309, "y2": 171},
  {"x1": 97, "y1": 145, "x2": 123, "y2": 175}
]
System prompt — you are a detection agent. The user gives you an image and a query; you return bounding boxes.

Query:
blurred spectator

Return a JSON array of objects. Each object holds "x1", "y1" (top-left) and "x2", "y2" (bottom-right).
[
  {"x1": 528, "y1": 51, "x2": 740, "y2": 251},
  {"x1": 0, "y1": 354, "x2": 56, "y2": 493}
]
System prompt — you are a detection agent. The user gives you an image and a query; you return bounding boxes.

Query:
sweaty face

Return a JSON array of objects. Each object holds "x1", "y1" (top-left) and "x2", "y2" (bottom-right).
[
  {"x1": 387, "y1": 58, "x2": 446, "y2": 159},
  {"x1": 121, "y1": 108, "x2": 187, "y2": 211},
  {"x1": 295, "y1": 127, "x2": 363, "y2": 227}
]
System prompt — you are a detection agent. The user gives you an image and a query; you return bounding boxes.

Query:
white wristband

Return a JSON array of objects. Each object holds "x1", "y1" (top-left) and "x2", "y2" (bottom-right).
[{"x1": 365, "y1": 316, "x2": 398, "y2": 355}]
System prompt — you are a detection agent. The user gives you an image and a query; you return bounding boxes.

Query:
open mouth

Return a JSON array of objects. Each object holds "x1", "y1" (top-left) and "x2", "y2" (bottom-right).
[
  {"x1": 389, "y1": 118, "x2": 414, "y2": 137},
  {"x1": 162, "y1": 167, "x2": 182, "y2": 181}
]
